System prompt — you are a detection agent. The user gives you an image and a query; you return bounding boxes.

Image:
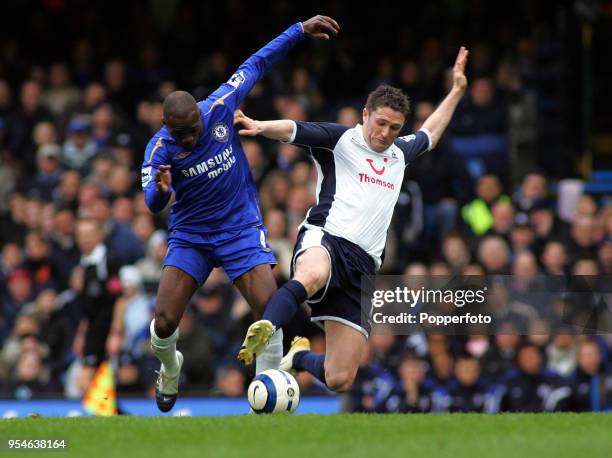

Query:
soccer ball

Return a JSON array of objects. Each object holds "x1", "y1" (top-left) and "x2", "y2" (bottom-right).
[{"x1": 247, "y1": 369, "x2": 300, "y2": 414}]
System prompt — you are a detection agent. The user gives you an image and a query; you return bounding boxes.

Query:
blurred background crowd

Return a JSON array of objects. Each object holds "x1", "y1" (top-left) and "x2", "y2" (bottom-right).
[{"x1": 1, "y1": 0, "x2": 612, "y2": 412}]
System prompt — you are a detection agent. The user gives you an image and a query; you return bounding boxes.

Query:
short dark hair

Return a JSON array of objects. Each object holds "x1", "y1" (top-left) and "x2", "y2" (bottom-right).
[{"x1": 365, "y1": 85, "x2": 411, "y2": 118}]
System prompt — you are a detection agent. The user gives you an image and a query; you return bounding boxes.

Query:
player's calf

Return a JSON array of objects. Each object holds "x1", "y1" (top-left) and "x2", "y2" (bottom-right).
[{"x1": 323, "y1": 365, "x2": 357, "y2": 393}]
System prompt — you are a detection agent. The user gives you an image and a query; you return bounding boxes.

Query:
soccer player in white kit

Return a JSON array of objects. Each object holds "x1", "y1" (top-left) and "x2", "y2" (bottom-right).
[{"x1": 236, "y1": 47, "x2": 469, "y2": 392}]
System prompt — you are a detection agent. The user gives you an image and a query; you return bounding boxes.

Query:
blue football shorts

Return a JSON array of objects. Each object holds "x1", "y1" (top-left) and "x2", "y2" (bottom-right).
[{"x1": 164, "y1": 225, "x2": 277, "y2": 284}]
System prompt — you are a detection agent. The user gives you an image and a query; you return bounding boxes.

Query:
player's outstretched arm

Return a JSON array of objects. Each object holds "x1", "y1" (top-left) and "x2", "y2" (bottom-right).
[
  {"x1": 234, "y1": 110, "x2": 294, "y2": 142},
  {"x1": 207, "y1": 16, "x2": 339, "y2": 110},
  {"x1": 421, "y1": 46, "x2": 469, "y2": 149}
]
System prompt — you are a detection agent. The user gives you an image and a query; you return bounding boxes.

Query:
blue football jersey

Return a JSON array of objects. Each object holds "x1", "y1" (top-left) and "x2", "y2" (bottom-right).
[{"x1": 142, "y1": 23, "x2": 304, "y2": 237}]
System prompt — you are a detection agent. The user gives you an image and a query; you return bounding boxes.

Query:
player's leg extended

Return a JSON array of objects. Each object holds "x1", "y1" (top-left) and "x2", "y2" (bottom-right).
[
  {"x1": 322, "y1": 321, "x2": 366, "y2": 391},
  {"x1": 151, "y1": 266, "x2": 198, "y2": 411},
  {"x1": 234, "y1": 264, "x2": 282, "y2": 372},
  {"x1": 237, "y1": 247, "x2": 330, "y2": 364},
  {"x1": 282, "y1": 321, "x2": 366, "y2": 392}
]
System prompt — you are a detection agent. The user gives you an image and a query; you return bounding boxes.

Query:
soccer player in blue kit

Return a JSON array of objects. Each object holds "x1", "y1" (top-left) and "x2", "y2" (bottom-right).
[{"x1": 141, "y1": 15, "x2": 340, "y2": 412}]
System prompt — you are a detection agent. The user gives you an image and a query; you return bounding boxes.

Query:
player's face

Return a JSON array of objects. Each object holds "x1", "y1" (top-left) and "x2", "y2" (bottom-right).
[
  {"x1": 166, "y1": 109, "x2": 203, "y2": 149},
  {"x1": 362, "y1": 106, "x2": 405, "y2": 152}
]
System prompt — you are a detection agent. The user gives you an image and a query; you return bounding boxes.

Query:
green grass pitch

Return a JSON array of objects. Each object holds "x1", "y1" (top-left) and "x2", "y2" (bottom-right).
[{"x1": 2, "y1": 413, "x2": 611, "y2": 458}]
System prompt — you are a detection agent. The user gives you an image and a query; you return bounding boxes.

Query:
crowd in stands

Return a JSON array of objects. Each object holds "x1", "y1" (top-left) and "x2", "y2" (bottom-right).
[{"x1": 0, "y1": 1, "x2": 610, "y2": 412}]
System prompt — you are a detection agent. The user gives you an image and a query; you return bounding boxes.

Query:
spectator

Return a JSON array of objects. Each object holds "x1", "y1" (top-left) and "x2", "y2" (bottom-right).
[
  {"x1": 486, "y1": 201, "x2": 515, "y2": 241},
  {"x1": 0, "y1": 193, "x2": 28, "y2": 245},
  {"x1": 135, "y1": 229, "x2": 167, "y2": 291},
  {"x1": 0, "y1": 314, "x2": 41, "y2": 377},
  {"x1": 448, "y1": 355, "x2": 488, "y2": 412},
  {"x1": 462, "y1": 175, "x2": 509, "y2": 236},
  {"x1": 501, "y1": 344, "x2": 570, "y2": 412},
  {"x1": 441, "y1": 232, "x2": 471, "y2": 273},
  {"x1": 86, "y1": 197, "x2": 145, "y2": 266},
  {"x1": 481, "y1": 329, "x2": 520, "y2": 383},
  {"x1": 336, "y1": 106, "x2": 360, "y2": 128},
  {"x1": 541, "y1": 240, "x2": 569, "y2": 276},
  {"x1": 42, "y1": 63, "x2": 81, "y2": 116},
  {"x1": 513, "y1": 172, "x2": 549, "y2": 213},
  {"x1": 452, "y1": 77, "x2": 507, "y2": 136},
  {"x1": 61, "y1": 116, "x2": 98, "y2": 174},
  {"x1": 27, "y1": 144, "x2": 63, "y2": 202},
  {"x1": 546, "y1": 334, "x2": 577, "y2": 377},
  {"x1": 176, "y1": 306, "x2": 215, "y2": 392},
  {"x1": 23, "y1": 288, "x2": 75, "y2": 379},
  {"x1": 568, "y1": 340, "x2": 612, "y2": 411},
  {"x1": 48, "y1": 208, "x2": 79, "y2": 290},
  {"x1": 396, "y1": 355, "x2": 436, "y2": 413},
  {"x1": 1, "y1": 270, "x2": 35, "y2": 334},
  {"x1": 477, "y1": 236, "x2": 511, "y2": 274},
  {"x1": 24, "y1": 230, "x2": 59, "y2": 292},
  {"x1": 565, "y1": 217, "x2": 598, "y2": 263},
  {"x1": 105, "y1": 266, "x2": 152, "y2": 360},
  {"x1": 91, "y1": 103, "x2": 115, "y2": 146},
  {"x1": 8, "y1": 350, "x2": 62, "y2": 400},
  {"x1": 71, "y1": 218, "x2": 121, "y2": 393},
  {"x1": 10, "y1": 80, "x2": 53, "y2": 163},
  {"x1": 52, "y1": 170, "x2": 81, "y2": 212},
  {"x1": 214, "y1": 366, "x2": 246, "y2": 397}
]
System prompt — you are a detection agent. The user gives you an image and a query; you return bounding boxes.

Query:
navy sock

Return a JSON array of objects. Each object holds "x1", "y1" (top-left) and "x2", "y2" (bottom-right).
[
  {"x1": 293, "y1": 351, "x2": 326, "y2": 385},
  {"x1": 262, "y1": 280, "x2": 308, "y2": 329}
]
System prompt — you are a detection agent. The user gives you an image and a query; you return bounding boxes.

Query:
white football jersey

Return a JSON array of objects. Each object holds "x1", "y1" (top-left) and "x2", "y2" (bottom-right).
[{"x1": 288, "y1": 121, "x2": 431, "y2": 269}]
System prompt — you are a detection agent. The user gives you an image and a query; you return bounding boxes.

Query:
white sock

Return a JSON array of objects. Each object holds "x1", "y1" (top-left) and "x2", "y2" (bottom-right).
[
  {"x1": 150, "y1": 319, "x2": 180, "y2": 376},
  {"x1": 255, "y1": 328, "x2": 283, "y2": 374}
]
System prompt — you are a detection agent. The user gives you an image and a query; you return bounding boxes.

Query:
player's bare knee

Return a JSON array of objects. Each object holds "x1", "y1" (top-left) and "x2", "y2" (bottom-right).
[
  {"x1": 153, "y1": 310, "x2": 179, "y2": 338},
  {"x1": 294, "y1": 253, "x2": 328, "y2": 295},
  {"x1": 294, "y1": 267, "x2": 327, "y2": 297},
  {"x1": 324, "y1": 369, "x2": 355, "y2": 393}
]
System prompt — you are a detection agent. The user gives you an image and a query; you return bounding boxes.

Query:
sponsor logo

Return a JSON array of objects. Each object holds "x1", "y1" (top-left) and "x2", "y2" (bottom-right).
[
  {"x1": 212, "y1": 122, "x2": 229, "y2": 142},
  {"x1": 227, "y1": 71, "x2": 246, "y2": 88},
  {"x1": 358, "y1": 173, "x2": 395, "y2": 190},
  {"x1": 141, "y1": 166, "x2": 152, "y2": 188},
  {"x1": 366, "y1": 157, "x2": 388, "y2": 175},
  {"x1": 181, "y1": 145, "x2": 236, "y2": 179},
  {"x1": 173, "y1": 151, "x2": 192, "y2": 160}
]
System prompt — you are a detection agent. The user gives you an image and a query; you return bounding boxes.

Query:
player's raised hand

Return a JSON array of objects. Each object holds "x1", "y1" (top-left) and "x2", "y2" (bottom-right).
[
  {"x1": 301, "y1": 15, "x2": 340, "y2": 40},
  {"x1": 234, "y1": 110, "x2": 261, "y2": 136},
  {"x1": 155, "y1": 165, "x2": 172, "y2": 193},
  {"x1": 453, "y1": 46, "x2": 469, "y2": 92}
]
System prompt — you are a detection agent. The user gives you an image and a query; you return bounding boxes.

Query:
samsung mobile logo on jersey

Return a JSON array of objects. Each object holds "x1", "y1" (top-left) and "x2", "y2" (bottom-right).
[{"x1": 181, "y1": 145, "x2": 236, "y2": 179}]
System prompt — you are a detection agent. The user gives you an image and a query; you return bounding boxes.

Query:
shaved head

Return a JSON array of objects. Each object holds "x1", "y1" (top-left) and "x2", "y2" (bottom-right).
[
  {"x1": 163, "y1": 90, "x2": 202, "y2": 149},
  {"x1": 163, "y1": 90, "x2": 198, "y2": 120}
]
